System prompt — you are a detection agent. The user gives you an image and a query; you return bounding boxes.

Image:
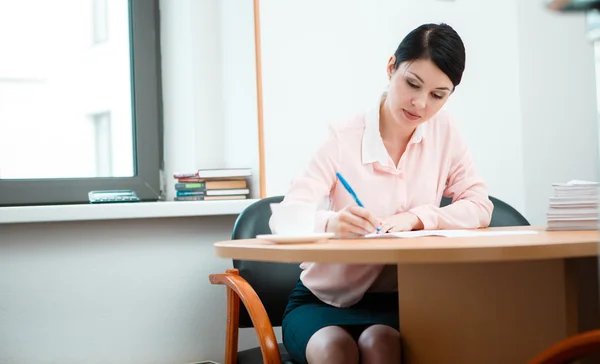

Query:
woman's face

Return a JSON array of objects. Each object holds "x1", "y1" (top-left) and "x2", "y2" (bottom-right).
[{"x1": 385, "y1": 57, "x2": 454, "y2": 128}]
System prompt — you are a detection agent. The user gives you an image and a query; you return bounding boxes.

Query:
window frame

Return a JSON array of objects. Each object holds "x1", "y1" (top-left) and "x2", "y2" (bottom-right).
[{"x1": 0, "y1": 0, "x2": 163, "y2": 207}]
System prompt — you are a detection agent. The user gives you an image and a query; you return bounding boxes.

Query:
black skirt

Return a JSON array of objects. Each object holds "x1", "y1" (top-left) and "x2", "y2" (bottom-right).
[{"x1": 281, "y1": 279, "x2": 399, "y2": 364}]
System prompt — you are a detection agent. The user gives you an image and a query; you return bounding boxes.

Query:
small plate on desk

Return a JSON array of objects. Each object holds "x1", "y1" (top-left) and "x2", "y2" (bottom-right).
[{"x1": 256, "y1": 233, "x2": 335, "y2": 244}]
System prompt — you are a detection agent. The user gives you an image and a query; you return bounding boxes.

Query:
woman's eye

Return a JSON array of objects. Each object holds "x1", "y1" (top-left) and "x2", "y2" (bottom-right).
[
  {"x1": 407, "y1": 80, "x2": 419, "y2": 89},
  {"x1": 432, "y1": 93, "x2": 444, "y2": 100}
]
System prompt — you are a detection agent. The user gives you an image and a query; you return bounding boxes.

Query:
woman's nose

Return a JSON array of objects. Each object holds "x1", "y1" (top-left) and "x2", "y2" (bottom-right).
[{"x1": 411, "y1": 93, "x2": 426, "y2": 110}]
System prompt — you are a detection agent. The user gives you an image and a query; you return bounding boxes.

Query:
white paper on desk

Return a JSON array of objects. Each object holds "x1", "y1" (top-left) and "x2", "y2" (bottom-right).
[{"x1": 364, "y1": 229, "x2": 539, "y2": 238}]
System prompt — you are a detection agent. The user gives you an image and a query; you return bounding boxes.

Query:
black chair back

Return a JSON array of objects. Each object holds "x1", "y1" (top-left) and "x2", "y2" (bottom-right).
[
  {"x1": 232, "y1": 195, "x2": 529, "y2": 328},
  {"x1": 231, "y1": 195, "x2": 302, "y2": 328}
]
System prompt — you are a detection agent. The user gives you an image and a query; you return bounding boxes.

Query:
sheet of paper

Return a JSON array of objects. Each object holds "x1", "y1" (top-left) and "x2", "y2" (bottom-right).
[{"x1": 364, "y1": 229, "x2": 539, "y2": 238}]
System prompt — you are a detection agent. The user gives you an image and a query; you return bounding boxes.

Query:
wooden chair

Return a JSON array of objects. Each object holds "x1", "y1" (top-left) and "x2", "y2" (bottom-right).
[
  {"x1": 528, "y1": 330, "x2": 600, "y2": 364},
  {"x1": 209, "y1": 195, "x2": 297, "y2": 364},
  {"x1": 210, "y1": 195, "x2": 529, "y2": 364}
]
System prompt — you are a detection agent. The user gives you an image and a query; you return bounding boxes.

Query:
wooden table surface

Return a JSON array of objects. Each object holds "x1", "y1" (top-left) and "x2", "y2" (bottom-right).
[
  {"x1": 212, "y1": 226, "x2": 600, "y2": 363},
  {"x1": 214, "y1": 226, "x2": 598, "y2": 264}
]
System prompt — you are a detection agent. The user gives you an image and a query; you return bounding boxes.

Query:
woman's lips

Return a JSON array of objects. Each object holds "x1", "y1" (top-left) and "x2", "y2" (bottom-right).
[{"x1": 402, "y1": 109, "x2": 421, "y2": 121}]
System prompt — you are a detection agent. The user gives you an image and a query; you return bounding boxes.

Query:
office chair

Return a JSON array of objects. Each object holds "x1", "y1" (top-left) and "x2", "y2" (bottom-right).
[{"x1": 209, "y1": 195, "x2": 297, "y2": 364}]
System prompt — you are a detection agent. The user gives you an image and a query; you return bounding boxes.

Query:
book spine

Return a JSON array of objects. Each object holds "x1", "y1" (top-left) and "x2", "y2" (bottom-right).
[
  {"x1": 176, "y1": 191, "x2": 206, "y2": 197},
  {"x1": 174, "y1": 196, "x2": 205, "y2": 201},
  {"x1": 175, "y1": 182, "x2": 206, "y2": 190}
]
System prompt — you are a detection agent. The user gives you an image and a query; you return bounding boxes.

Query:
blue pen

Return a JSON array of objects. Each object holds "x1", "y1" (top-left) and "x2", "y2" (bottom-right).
[
  {"x1": 336, "y1": 172, "x2": 381, "y2": 233},
  {"x1": 336, "y1": 172, "x2": 364, "y2": 207}
]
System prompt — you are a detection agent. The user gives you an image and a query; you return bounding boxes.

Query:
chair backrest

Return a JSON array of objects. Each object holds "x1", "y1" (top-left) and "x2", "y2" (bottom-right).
[
  {"x1": 231, "y1": 195, "x2": 302, "y2": 328},
  {"x1": 232, "y1": 195, "x2": 528, "y2": 328},
  {"x1": 440, "y1": 196, "x2": 530, "y2": 227}
]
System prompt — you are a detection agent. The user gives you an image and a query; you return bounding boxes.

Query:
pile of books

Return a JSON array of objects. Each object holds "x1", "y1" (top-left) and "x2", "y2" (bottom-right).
[
  {"x1": 172, "y1": 168, "x2": 251, "y2": 201},
  {"x1": 546, "y1": 180, "x2": 598, "y2": 230}
]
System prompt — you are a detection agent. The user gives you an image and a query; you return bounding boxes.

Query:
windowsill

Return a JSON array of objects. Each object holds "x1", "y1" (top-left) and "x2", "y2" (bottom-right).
[{"x1": 0, "y1": 199, "x2": 259, "y2": 224}]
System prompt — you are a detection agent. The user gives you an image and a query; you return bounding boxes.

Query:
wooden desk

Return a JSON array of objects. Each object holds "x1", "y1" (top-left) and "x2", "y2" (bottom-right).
[{"x1": 214, "y1": 226, "x2": 599, "y2": 364}]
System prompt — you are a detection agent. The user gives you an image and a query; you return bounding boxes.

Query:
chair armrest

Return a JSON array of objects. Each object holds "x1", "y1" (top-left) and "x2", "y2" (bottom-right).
[
  {"x1": 528, "y1": 329, "x2": 600, "y2": 364},
  {"x1": 210, "y1": 269, "x2": 281, "y2": 364}
]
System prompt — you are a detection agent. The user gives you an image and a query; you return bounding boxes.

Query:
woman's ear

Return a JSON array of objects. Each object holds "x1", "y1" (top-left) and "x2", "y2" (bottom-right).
[{"x1": 387, "y1": 56, "x2": 396, "y2": 80}]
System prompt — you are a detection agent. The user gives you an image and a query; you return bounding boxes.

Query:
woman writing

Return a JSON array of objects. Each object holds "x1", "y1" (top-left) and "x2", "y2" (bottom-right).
[{"x1": 270, "y1": 23, "x2": 493, "y2": 364}]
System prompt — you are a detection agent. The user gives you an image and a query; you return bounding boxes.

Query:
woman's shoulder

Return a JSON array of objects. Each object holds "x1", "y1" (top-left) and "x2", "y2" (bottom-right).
[
  {"x1": 427, "y1": 109, "x2": 463, "y2": 139},
  {"x1": 327, "y1": 111, "x2": 368, "y2": 139},
  {"x1": 426, "y1": 109, "x2": 470, "y2": 155},
  {"x1": 429, "y1": 108, "x2": 455, "y2": 129}
]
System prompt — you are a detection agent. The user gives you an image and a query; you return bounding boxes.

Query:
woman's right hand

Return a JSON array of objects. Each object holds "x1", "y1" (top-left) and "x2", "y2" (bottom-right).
[{"x1": 326, "y1": 206, "x2": 380, "y2": 238}]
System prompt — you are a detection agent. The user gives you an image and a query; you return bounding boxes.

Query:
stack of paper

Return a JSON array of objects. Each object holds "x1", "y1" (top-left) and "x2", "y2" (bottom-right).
[{"x1": 546, "y1": 180, "x2": 599, "y2": 231}]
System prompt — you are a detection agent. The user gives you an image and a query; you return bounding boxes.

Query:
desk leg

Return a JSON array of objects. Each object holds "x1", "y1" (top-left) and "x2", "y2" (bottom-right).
[
  {"x1": 396, "y1": 259, "x2": 576, "y2": 364},
  {"x1": 565, "y1": 257, "x2": 600, "y2": 364}
]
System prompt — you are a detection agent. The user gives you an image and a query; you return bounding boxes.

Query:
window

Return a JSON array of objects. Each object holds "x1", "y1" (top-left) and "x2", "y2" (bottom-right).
[{"x1": 0, "y1": 0, "x2": 163, "y2": 206}]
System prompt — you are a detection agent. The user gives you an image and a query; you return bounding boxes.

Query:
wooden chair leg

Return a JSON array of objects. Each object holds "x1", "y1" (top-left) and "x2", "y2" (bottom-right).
[
  {"x1": 210, "y1": 268, "x2": 281, "y2": 364},
  {"x1": 224, "y1": 269, "x2": 240, "y2": 364}
]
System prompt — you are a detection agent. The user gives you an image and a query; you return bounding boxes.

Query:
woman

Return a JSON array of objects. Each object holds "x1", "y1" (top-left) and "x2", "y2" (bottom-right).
[{"x1": 270, "y1": 23, "x2": 494, "y2": 364}]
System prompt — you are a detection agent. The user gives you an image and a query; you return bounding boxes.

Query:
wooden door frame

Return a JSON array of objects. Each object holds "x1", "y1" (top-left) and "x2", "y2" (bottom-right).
[{"x1": 253, "y1": 0, "x2": 266, "y2": 198}]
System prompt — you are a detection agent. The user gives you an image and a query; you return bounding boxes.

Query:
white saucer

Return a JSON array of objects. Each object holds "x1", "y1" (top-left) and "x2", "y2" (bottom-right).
[{"x1": 256, "y1": 232, "x2": 335, "y2": 244}]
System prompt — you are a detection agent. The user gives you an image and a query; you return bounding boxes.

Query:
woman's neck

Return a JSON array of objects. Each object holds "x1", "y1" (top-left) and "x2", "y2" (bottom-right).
[{"x1": 378, "y1": 96, "x2": 415, "y2": 146}]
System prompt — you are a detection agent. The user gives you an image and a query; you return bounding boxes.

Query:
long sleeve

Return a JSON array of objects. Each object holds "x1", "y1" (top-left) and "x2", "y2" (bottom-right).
[
  {"x1": 409, "y1": 125, "x2": 493, "y2": 230},
  {"x1": 269, "y1": 125, "x2": 341, "y2": 233},
  {"x1": 269, "y1": 121, "x2": 386, "y2": 308}
]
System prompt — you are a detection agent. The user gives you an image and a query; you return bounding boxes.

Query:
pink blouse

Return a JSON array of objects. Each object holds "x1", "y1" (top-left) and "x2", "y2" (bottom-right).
[{"x1": 269, "y1": 95, "x2": 493, "y2": 307}]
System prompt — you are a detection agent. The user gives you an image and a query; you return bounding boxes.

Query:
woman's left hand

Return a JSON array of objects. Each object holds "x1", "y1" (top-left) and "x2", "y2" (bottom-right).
[{"x1": 379, "y1": 212, "x2": 424, "y2": 233}]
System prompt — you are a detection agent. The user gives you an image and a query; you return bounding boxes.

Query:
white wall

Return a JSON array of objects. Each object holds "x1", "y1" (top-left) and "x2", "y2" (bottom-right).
[
  {"x1": 0, "y1": 217, "x2": 279, "y2": 364},
  {"x1": 259, "y1": 0, "x2": 599, "y2": 224},
  {"x1": 161, "y1": 0, "x2": 224, "y2": 199},
  {"x1": 516, "y1": 3, "x2": 598, "y2": 225},
  {"x1": 219, "y1": 0, "x2": 261, "y2": 199},
  {"x1": 161, "y1": 0, "x2": 261, "y2": 200}
]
